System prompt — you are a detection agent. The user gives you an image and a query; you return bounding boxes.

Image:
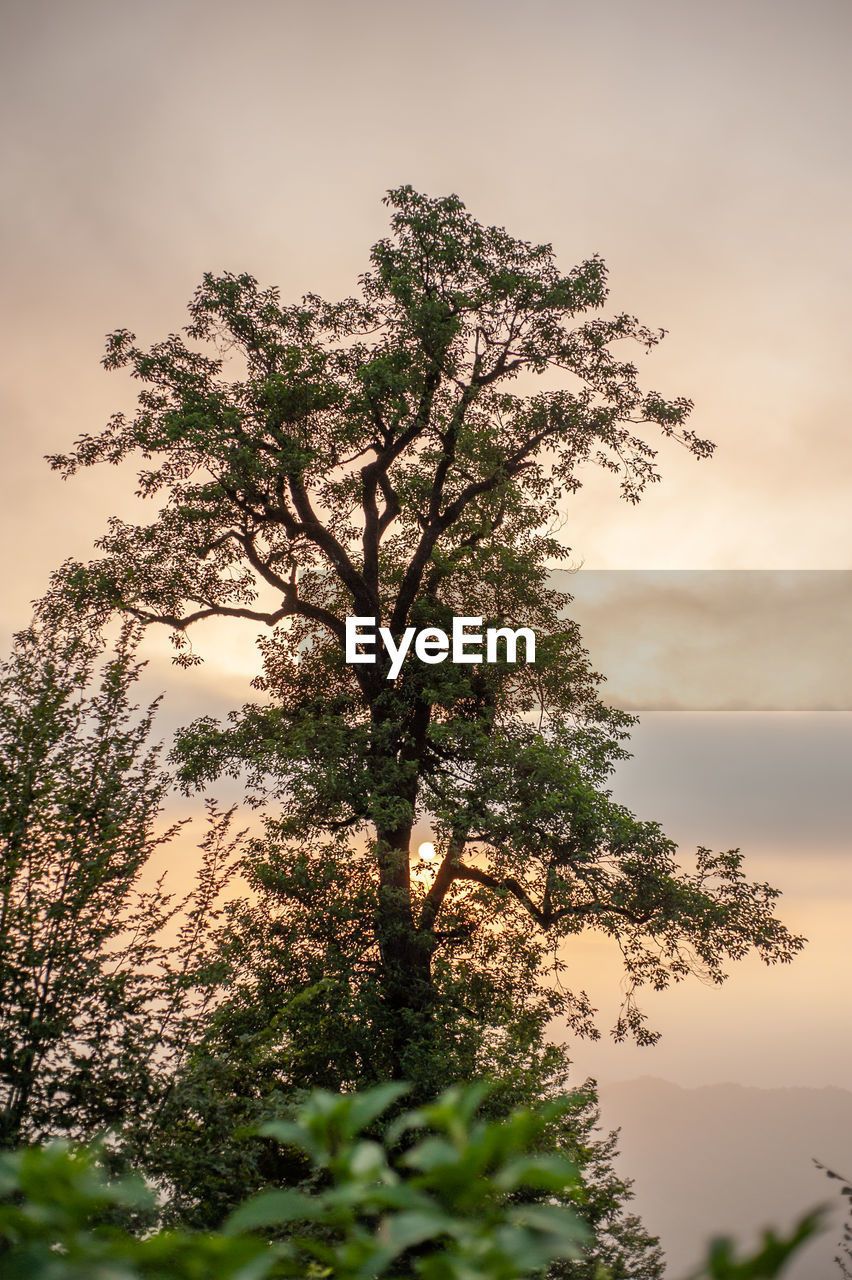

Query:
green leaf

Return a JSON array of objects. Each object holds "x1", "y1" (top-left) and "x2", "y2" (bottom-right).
[{"x1": 223, "y1": 1188, "x2": 322, "y2": 1234}]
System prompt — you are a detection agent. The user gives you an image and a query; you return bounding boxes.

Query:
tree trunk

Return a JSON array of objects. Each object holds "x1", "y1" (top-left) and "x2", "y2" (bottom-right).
[{"x1": 374, "y1": 825, "x2": 436, "y2": 1079}]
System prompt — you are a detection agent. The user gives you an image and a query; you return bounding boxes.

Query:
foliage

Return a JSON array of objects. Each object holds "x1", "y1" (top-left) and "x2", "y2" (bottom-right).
[
  {"x1": 0, "y1": 618, "x2": 241, "y2": 1150},
  {"x1": 0, "y1": 1083, "x2": 590, "y2": 1279},
  {"x1": 42, "y1": 186, "x2": 803, "y2": 1069},
  {"x1": 683, "y1": 1215, "x2": 822, "y2": 1280},
  {"x1": 0, "y1": 1083, "x2": 822, "y2": 1280},
  {"x1": 243, "y1": 1082, "x2": 591, "y2": 1278},
  {"x1": 0, "y1": 1139, "x2": 271, "y2": 1279},
  {"x1": 814, "y1": 1160, "x2": 852, "y2": 1276}
]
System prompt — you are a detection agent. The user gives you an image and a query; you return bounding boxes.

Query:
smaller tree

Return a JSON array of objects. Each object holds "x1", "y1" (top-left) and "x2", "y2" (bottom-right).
[{"x1": 0, "y1": 618, "x2": 240, "y2": 1149}]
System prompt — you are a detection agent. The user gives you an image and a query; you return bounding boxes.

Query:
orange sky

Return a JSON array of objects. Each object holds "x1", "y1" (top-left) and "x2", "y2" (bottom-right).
[{"x1": 1, "y1": 0, "x2": 850, "y2": 1089}]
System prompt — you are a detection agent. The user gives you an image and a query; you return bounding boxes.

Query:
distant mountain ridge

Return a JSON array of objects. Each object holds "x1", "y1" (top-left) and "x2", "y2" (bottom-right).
[{"x1": 596, "y1": 1078, "x2": 852, "y2": 1279}]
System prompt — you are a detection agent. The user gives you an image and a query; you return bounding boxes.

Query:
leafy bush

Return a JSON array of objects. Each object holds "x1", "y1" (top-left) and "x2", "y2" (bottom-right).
[
  {"x1": 0, "y1": 1083, "x2": 587, "y2": 1279},
  {"x1": 0, "y1": 1083, "x2": 822, "y2": 1280}
]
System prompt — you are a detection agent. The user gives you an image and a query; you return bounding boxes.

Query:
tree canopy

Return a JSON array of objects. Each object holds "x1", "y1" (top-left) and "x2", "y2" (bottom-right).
[{"x1": 45, "y1": 186, "x2": 803, "y2": 1077}]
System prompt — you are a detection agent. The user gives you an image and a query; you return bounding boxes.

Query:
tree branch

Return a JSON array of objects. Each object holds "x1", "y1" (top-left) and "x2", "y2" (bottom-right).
[{"x1": 445, "y1": 862, "x2": 655, "y2": 928}]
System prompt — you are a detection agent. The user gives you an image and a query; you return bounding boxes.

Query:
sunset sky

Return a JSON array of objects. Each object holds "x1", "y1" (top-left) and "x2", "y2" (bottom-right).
[{"x1": 2, "y1": 0, "x2": 850, "y2": 1091}]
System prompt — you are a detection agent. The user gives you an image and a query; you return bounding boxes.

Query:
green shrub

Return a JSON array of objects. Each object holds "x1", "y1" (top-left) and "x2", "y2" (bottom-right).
[{"x1": 0, "y1": 1083, "x2": 822, "y2": 1280}]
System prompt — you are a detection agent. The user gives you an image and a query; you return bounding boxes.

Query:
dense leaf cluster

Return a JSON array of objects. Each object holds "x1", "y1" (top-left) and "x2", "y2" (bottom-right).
[{"x1": 0, "y1": 1084, "x2": 820, "y2": 1280}]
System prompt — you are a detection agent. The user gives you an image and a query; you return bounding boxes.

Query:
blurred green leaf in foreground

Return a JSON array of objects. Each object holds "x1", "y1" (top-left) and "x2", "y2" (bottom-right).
[{"x1": 0, "y1": 1083, "x2": 823, "y2": 1280}]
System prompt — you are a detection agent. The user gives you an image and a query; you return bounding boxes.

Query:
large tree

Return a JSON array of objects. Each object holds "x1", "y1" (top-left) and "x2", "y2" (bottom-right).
[{"x1": 46, "y1": 187, "x2": 802, "y2": 1077}]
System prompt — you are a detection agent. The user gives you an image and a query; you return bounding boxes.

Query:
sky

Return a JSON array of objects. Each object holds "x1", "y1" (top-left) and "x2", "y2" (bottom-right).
[{"x1": 1, "y1": 0, "x2": 851, "y2": 1092}]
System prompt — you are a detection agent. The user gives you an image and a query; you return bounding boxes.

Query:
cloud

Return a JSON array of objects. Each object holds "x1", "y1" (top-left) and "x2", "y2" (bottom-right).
[
  {"x1": 609, "y1": 710, "x2": 852, "y2": 853},
  {"x1": 566, "y1": 571, "x2": 852, "y2": 710}
]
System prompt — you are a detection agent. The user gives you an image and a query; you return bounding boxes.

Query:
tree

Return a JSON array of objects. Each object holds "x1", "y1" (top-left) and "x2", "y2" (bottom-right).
[
  {"x1": 0, "y1": 617, "x2": 239, "y2": 1149},
  {"x1": 44, "y1": 186, "x2": 803, "y2": 1079}
]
